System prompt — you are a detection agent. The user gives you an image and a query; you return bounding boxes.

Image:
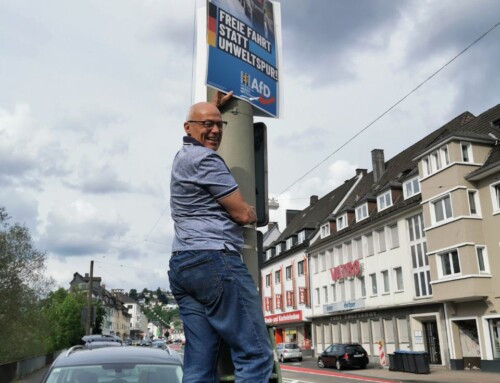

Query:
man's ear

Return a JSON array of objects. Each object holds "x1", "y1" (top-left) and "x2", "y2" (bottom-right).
[{"x1": 184, "y1": 122, "x2": 191, "y2": 136}]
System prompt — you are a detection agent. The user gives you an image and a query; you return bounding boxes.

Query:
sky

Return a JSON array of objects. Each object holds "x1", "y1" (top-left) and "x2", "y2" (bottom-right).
[{"x1": 1, "y1": 0, "x2": 499, "y2": 293}]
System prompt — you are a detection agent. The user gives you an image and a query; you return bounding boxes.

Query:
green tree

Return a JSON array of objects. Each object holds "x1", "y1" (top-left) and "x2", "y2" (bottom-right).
[
  {"x1": 0, "y1": 207, "x2": 53, "y2": 363},
  {"x1": 92, "y1": 300, "x2": 106, "y2": 335},
  {"x1": 43, "y1": 287, "x2": 86, "y2": 351},
  {"x1": 129, "y1": 288, "x2": 138, "y2": 301}
]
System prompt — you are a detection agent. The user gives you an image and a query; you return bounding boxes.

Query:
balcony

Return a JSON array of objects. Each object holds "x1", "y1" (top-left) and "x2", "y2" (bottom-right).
[{"x1": 431, "y1": 274, "x2": 492, "y2": 302}]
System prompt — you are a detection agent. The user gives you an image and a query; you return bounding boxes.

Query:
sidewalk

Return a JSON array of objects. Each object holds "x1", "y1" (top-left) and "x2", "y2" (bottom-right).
[
  {"x1": 294, "y1": 356, "x2": 500, "y2": 383},
  {"x1": 348, "y1": 364, "x2": 500, "y2": 383}
]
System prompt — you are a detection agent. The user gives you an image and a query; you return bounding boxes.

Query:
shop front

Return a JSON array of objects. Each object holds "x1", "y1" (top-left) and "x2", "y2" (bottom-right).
[
  {"x1": 265, "y1": 310, "x2": 312, "y2": 352},
  {"x1": 312, "y1": 303, "x2": 446, "y2": 365}
]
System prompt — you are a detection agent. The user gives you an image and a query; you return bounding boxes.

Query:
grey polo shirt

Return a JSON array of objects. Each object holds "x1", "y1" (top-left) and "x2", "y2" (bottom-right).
[{"x1": 170, "y1": 136, "x2": 244, "y2": 253}]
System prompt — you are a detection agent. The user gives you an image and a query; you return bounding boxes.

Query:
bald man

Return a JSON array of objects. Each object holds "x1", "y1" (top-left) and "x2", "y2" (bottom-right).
[{"x1": 168, "y1": 97, "x2": 274, "y2": 382}]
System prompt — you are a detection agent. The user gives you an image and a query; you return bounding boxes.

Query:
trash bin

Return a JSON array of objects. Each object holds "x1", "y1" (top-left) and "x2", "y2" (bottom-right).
[
  {"x1": 394, "y1": 350, "x2": 430, "y2": 374},
  {"x1": 412, "y1": 351, "x2": 430, "y2": 374},
  {"x1": 389, "y1": 353, "x2": 403, "y2": 371},
  {"x1": 394, "y1": 350, "x2": 410, "y2": 372}
]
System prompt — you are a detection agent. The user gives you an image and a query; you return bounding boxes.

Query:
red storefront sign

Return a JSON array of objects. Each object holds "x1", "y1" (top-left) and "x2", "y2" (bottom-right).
[
  {"x1": 299, "y1": 287, "x2": 307, "y2": 304},
  {"x1": 265, "y1": 310, "x2": 302, "y2": 325},
  {"x1": 265, "y1": 297, "x2": 271, "y2": 311},
  {"x1": 286, "y1": 291, "x2": 294, "y2": 307},
  {"x1": 275, "y1": 294, "x2": 282, "y2": 309},
  {"x1": 330, "y1": 259, "x2": 362, "y2": 282}
]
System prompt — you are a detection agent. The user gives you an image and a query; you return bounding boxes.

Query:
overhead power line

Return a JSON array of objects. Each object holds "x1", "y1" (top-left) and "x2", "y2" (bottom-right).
[{"x1": 276, "y1": 20, "x2": 500, "y2": 198}]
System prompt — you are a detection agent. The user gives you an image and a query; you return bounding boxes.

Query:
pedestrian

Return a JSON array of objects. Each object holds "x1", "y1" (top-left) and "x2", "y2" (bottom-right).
[{"x1": 168, "y1": 92, "x2": 274, "y2": 383}]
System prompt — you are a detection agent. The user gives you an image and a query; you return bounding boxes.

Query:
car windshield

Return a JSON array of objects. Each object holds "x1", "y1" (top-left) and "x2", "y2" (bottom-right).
[
  {"x1": 45, "y1": 364, "x2": 183, "y2": 383},
  {"x1": 285, "y1": 343, "x2": 298, "y2": 349}
]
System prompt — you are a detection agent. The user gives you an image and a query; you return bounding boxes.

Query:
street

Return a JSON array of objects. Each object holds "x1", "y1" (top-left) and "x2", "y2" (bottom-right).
[{"x1": 280, "y1": 357, "x2": 398, "y2": 383}]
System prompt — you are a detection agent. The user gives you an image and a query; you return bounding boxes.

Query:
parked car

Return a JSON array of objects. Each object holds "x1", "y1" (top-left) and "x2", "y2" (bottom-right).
[
  {"x1": 276, "y1": 342, "x2": 302, "y2": 363},
  {"x1": 317, "y1": 343, "x2": 369, "y2": 370},
  {"x1": 81, "y1": 334, "x2": 123, "y2": 349},
  {"x1": 41, "y1": 344, "x2": 183, "y2": 383},
  {"x1": 139, "y1": 338, "x2": 153, "y2": 347},
  {"x1": 151, "y1": 340, "x2": 168, "y2": 349}
]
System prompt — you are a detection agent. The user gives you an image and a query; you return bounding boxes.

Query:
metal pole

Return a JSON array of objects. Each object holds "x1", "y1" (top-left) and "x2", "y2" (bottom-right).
[
  {"x1": 86, "y1": 260, "x2": 94, "y2": 335},
  {"x1": 209, "y1": 88, "x2": 259, "y2": 284}
]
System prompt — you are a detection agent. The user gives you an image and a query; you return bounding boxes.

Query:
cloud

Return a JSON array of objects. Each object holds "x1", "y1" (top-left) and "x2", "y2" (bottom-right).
[
  {"x1": 0, "y1": 104, "x2": 70, "y2": 188},
  {"x1": 40, "y1": 200, "x2": 130, "y2": 257},
  {"x1": 281, "y1": 0, "x2": 410, "y2": 84}
]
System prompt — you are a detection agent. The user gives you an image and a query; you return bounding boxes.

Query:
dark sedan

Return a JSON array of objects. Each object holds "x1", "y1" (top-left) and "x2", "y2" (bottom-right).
[{"x1": 317, "y1": 343, "x2": 369, "y2": 370}]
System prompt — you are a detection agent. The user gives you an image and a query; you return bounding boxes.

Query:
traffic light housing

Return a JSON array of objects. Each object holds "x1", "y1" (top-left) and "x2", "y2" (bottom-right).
[{"x1": 254, "y1": 122, "x2": 268, "y2": 227}]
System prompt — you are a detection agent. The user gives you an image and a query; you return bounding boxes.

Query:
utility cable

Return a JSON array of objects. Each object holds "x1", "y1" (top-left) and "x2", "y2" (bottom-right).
[{"x1": 276, "y1": 20, "x2": 500, "y2": 198}]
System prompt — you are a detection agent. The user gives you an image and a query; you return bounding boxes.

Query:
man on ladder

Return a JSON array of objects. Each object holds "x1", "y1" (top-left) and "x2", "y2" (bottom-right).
[{"x1": 169, "y1": 92, "x2": 279, "y2": 382}]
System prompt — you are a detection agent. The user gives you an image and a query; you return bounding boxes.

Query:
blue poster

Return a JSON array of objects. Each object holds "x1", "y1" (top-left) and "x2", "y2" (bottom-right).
[{"x1": 207, "y1": 0, "x2": 280, "y2": 118}]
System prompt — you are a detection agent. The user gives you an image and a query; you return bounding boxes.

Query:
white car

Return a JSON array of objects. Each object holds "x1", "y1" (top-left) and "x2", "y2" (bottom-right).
[{"x1": 276, "y1": 342, "x2": 303, "y2": 363}]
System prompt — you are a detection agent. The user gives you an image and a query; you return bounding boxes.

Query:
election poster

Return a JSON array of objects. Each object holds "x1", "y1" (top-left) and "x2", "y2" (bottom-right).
[{"x1": 206, "y1": 0, "x2": 281, "y2": 118}]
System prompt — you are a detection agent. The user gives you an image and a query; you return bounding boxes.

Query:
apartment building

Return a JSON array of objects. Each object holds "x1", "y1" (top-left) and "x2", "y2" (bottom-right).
[
  {"x1": 261, "y1": 171, "x2": 364, "y2": 349},
  {"x1": 416, "y1": 106, "x2": 500, "y2": 371},
  {"x1": 262, "y1": 103, "x2": 500, "y2": 372}
]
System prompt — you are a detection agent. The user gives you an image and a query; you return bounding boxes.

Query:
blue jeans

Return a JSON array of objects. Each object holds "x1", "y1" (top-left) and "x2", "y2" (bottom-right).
[{"x1": 168, "y1": 249, "x2": 274, "y2": 383}]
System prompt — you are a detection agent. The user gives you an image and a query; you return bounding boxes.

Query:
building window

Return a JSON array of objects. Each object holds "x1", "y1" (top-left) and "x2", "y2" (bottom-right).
[
  {"x1": 298, "y1": 230, "x2": 306, "y2": 244},
  {"x1": 354, "y1": 237, "x2": 363, "y2": 259},
  {"x1": 360, "y1": 276, "x2": 366, "y2": 298},
  {"x1": 298, "y1": 260, "x2": 305, "y2": 276},
  {"x1": 355, "y1": 203, "x2": 369, "y2": 221},
  {"x1": 286, "y1": 237, "x2": 293, "y2": 250},
  {"x1": 461, "y1": 142, "x2": 472, "y2": 162},
  {"x1": 331, "y1": 283, "x2": 337, "y2": 302},
  {"x1": 432, "y1": 195, "x2": 453, "y2": 223},
  {"x1": 394, "y1": 267, "x2": 404, "y2": 291},
  {"x1": 266, "y1": 249, "x2": 273, "y2": 260},
  {"x1": 488, "y1": 318, "x2": 500, "y2": 359},
  {"x1": 377, "y1": 190, "x2": 393, "y2": 211},
  {"x1": 408, "y1": 214, "x2": 431, "y2": 297},
  {"x1": 320, "y1": 252, "x2": 327, "y2": 272},
  {"x1": 376, "y1": 228, "x2": 386, "y2": 253},
  {"x1": 276, "y1": 243, "x2": 282, "y2": 256},
  {"x1": 440, "y1": 250, "x2": 461, "y2": 277},
  {"x1": 334, "y1": 246, "x2": 342, "y2": 265},
  {"x1": 344, "y1": 241, "x2": 352, "y2": 262},
  {"x1": 286, "y1": 265, "x2": 292, "y2": 280},
  {"x1": 491, "y1": 182, "x2": 500, "y2": 213},
  {"x1": 320, "y1": 223, "x2": 330, "y2": 238},
  {"x1": 381, "y1": 270, "x2": 390, "y2": 293},
  {"x1": 476, "y1": 246, "x2": 489, "y2": 273},
  {"x1": 365, "y1": 233, "x2": 374, "y2": 256},
  {"x1": 403, "y1": 177, "x2": 421, "y2": 199},
  {"x1": 389, "y1": 224, "x2": 399, "y2": 248},
  {"x1": 337, "y1": 214, "x2": 348, "y2": 230},
  {"x1": 466, "y1": 190, "x2": 481, "y2": 217},
  {"x1": 315, "y1": 288, "x2": 320, "y2": 304},
  {"x1": 265, "y1": 274, "x2": 271, "y2": 287},
  {"x1": 423, "y1": 145, "x2": 450, "y2": 176},
  {"x1": 423, "y1": 157, "x2": 431, "y2": 176},
  {"x1": 323, "y1": 286, "x2": 329, "y2": 303},
  {"x1": 370, "y1": 273, "x2": 378, "y2": 296},
  {"x1": 275, "y1": 270, "x2": 281, "y2": 284}
]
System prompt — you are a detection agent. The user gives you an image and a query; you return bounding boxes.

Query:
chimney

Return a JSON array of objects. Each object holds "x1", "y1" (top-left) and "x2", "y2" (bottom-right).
[
  {"x1": 356, "y1": 168, "x2": 367, "y2": 176},
  {"x1": 286, "y1": 209, "x2": 300, "y2": 226},
  {"x1": 371, "y1": 149, "x2": 385, "y2": 182},
  {"x1": 310, "y1": 195, "x2": 318, "y2": 206}
]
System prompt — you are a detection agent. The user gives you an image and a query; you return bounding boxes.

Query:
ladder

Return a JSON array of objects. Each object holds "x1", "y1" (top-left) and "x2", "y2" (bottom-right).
[{"x1": 219, "y1": 327, "x2": 282, "y2": 382}]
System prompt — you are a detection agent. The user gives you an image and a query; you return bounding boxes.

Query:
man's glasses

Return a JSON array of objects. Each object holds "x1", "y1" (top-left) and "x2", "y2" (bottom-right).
[{"x1": 188, "y1": 120, "x2": 228, "y2": 129}]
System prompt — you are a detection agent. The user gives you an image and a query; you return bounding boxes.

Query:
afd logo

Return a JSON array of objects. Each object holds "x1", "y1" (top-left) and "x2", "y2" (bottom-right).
[{"x1": 240, "y1": 72, "x2": 275, "y2": 105}]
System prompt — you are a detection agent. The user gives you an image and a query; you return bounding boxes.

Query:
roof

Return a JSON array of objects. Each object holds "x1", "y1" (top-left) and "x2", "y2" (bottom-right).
[
  {"x1": 266, "y1": 173, "x2": 362, "y2": 250},
  {"x1": 52, "y1": 346, "x2": 182, "y2": 368}
]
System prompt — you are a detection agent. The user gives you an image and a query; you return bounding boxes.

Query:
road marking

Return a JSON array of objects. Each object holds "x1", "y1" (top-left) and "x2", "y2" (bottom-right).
[{"x1": 281, "y1": 365, "x2": 400, "y2": 383}]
